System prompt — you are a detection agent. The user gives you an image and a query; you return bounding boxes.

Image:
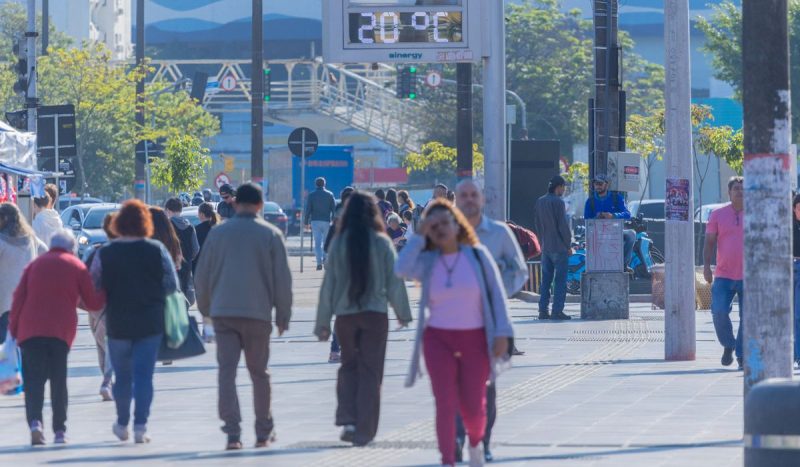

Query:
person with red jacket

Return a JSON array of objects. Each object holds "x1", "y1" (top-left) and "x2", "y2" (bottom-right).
[{"x1": 9, "y1": 229, "x2": 105, "y2": 446}]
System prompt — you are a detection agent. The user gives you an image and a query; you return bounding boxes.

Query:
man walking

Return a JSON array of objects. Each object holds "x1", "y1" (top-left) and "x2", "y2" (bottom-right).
[
  {"x1": 704, "y1": 176, "x2": 744, "y2": 370},
  {"x1": 165, "y1": 198, "x2": 200, "y2": 305},
  {"x1": 216, "y1": 184, "x2": 236, "y2": 220},
  {"x1": 534, "y1": 175, "x2": 573, "y2": 321},
  {"x1": 304, "y1": 177, "x2": 336, "y2": 270},
  {"x1": 455, "y1": 179, "x2": 528, "y2": 463},
  {"x1": 195, "y1": 182, "x2": 293, "y2": 450}
]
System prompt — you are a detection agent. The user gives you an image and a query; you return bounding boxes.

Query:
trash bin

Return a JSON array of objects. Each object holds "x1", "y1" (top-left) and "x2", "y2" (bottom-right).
[
  {"x1": 524, "y1": 261, "x2": 542, "y2": 294},
  {"x1": 745, "y1": 378, "x2": 800, "y2": 467}
]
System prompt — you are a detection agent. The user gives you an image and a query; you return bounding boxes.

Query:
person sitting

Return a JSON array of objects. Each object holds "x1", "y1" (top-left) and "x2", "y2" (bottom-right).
[{"x1": 583, "y1": 174, "x2": 635, "y2": 271}]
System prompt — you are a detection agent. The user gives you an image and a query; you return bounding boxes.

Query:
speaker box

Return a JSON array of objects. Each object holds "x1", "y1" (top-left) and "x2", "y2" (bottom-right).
[{"x1": 509, "y1": 140, "x2": 560, "y2": 231}]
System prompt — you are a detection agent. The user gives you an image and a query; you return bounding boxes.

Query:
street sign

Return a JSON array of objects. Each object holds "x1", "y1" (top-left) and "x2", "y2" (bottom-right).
[
  {"x1": 58, "y1": 159, "x2": 74, "y2": 177},
  {"x1": 220, "y1": 74, "x2": 237, "y2": 92},
  {"x1": 215, "y1": 172, "x2": 231, "y2": 189},
  {"x1": 288, "y1": 127, "x2": 319, "y2": 158},
  {"x1": 323, "y1": 0, "x2": 483, "y2": 63},
  {"x1": 222, "y1": 154, "x2": 235, "y2": 173},
  {"x1": 37, "y1": 104, "x2": 77, "y2": 159},
  {"x1": 425, "y1": 70, "x2": 442, "y2": 88}
]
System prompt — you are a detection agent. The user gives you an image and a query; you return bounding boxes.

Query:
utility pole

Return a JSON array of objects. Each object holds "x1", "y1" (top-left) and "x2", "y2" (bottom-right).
[
  {"x1": 134, "y1": 0, "x2": 146, "y2": 200},
  {"x1": 251, "y1": 0, "x2": 264, "y2": 185},
  {"x1": 482, "y1": 0, "x2": 506, "y2": 219},
  {"x1": 741, "y1": 0, "x2": 792, "y2": 394},
  {"x1": 456, "y1": 63, "x2": 473, "y2": 180},
  {"x1": 42, "y1": 0, "x2": 48, "y2": 55},
  {"x1": 25, "y1": 0, "x2": 37, "y2": 136},
  {"x1": 664, "y1": 0, "x2": 696, "y2": 361},
  {"x1": 590, "y1": 0, "x2": 621, "y2": 181}
]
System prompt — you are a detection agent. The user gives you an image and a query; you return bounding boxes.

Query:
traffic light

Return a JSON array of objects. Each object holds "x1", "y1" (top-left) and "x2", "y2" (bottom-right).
[
  {"x1": 11, "y1": 38, "x2": 28, "y2": 97},
  {"x1": 5, "y1": 110, "x2": 27, "y2": 131},
  {"x1": 264, "y1": 67, "x2": 271, "y2": 102},
  {"x1": 396, "y1": 66, "x2": 418, "y2": 100}
]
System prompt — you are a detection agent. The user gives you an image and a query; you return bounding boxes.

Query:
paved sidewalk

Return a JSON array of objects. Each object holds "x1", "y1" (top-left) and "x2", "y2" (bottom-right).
[{"x1": 0, "y1": 256, "x2": 749, "y2": 466}]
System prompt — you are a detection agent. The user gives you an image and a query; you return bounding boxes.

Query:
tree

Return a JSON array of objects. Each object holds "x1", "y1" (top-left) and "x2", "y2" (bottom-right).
[
  {"x1": 150, "y1": 135, "x2": 212, "y2": 194},
  {"x1": 626, "y1": 110, "x2": 666, "y2": 206},
  {"x1": 402, "y1": 142, "x2": 484, "y2": 187},
  {"x1": 697, "y1": 0, "x2": 800, "y2": 140}
]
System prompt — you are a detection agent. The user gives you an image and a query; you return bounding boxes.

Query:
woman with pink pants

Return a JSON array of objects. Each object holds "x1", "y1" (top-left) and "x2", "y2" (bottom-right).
[{"x1": 395, "y1": 200, "x2": 514, "y2": 467}]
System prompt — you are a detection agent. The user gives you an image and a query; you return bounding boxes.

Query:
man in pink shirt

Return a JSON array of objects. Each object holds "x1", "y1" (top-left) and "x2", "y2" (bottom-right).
[{"x1": 704, "y1": 177, "x2": 744, "y2": 370}]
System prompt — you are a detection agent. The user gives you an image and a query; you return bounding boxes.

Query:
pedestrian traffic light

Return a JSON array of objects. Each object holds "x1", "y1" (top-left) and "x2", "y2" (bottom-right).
[
  {"x1": 264, "y1": 67, "x2": 271, "y2": 102},
  {"x1": 11, "y1": 38, "x2": 28, "y2": 97},
  {"x1": 396, "y1": 66, "x2": 418, "y2": 100},
  {"x1": 408, "y1": 66, "x2": 417, "y2": 100}
]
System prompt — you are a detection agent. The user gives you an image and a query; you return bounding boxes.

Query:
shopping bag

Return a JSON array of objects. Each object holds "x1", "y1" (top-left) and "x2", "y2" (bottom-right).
[
  {"x1": 0, "y1": 331, "x2": 21, "y2": 393},
  {"x1": 158, "y1": 316, "x2": 206, "y2": 362},
  {"x1": 164, "y1": 291, "x2": 189, "y2": 349}
]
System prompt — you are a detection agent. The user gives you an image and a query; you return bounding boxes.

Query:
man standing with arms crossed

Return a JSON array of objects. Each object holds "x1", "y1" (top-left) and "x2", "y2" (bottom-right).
[
  {"x1": 534, "y1": 175, "x2": 573, "y2": 321},
  {"x1": 454, "y1": 179, "x2": 528, "y2": 463},
  {"x1": 195, "y1": 182, "x2": 293, "y2": 450},
  {"x1": 305, "y1": 177, "x2": 336, "y2": 271},
  {"x1": 704, "y1": 176, "x2": 745, "y2": 370}
]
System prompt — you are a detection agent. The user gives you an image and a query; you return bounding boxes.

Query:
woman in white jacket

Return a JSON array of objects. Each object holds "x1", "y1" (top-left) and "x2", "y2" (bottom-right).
[{"x1": 32, "y1": 193, "x2": 63, "y2": 247}]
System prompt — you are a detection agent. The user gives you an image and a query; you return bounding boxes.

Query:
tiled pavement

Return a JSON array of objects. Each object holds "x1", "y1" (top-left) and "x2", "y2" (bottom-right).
[{"x1": 0, "y1": 256, "x2": 748, "y2": 466}]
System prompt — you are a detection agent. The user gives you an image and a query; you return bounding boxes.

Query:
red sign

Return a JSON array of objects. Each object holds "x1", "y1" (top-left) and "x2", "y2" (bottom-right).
[{"x1": 215, "y1": 172, "x2": 231, "y2": 189}]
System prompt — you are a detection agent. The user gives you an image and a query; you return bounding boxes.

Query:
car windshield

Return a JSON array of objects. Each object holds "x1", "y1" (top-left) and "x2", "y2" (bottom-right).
[
  {"x1": 84, "y1": 208, "x2": 117, "y2": 229},
  {"x1": 639, "y1": 203, "x2": 664, "y2": 219},
  {"x1": 264, "y1": 202, "x2": 281, "y2": 214}
]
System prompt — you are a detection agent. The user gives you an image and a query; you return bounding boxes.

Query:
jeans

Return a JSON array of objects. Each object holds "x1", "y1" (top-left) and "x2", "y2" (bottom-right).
[
  {"x1": 334, "y1": 312, "x2": 388, "y2": 445},
  {"x1": 311, "y1": 220, "x2": 330, "y2": 266},
  {"x1": 711, "y1": 278, "x2": 744, "y2": 359},
  {"x1": 539, "y1": 251, "x2": 569, "y2": 314},
  {"x1": 214, "y1": 317, "x2": 274, "y2": 440},
  {"x1": 330, "y1": 331, "x2": 340, "y2": 353},
  {"x1": 623, "y1": 229, "x2": 636, "y2": 267},
  {"x1": 20, "y1": 337, "x2": 69, "y2": 432},
  {"x1": 794, "y1": 261, "x2": 800, "y2": 361},
  {"x1": 108, "y1": 334, "x2": 162, "y2": 427}
]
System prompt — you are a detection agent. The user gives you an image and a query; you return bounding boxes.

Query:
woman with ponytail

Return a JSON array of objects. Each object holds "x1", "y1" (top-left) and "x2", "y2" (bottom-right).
[{"x1": 314, "y1": 191, "x2": 412, "y2": 446}]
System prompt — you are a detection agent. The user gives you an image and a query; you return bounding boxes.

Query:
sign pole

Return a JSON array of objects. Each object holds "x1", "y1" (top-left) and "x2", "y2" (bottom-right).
[
  {"x1": 300, "y1": 130, "x2": 306, "y2": 274},
  {"x1": 482, "y1": 0, "x2": 506, "y2": 219}
]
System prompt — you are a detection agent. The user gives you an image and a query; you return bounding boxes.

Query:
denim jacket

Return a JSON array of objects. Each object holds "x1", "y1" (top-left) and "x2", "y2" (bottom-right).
[{"x1": 394, "y1": 234, "x2": 515, "y2": 388}]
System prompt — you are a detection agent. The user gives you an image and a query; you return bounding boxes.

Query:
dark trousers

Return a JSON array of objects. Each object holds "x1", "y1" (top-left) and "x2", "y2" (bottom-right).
[
  {"x1": 20, "y1": 337, "x2": 69, "y2": 432},
  {"x1": 214, "y1": 317, "x2": 274, "y2": 440},
  {"x1": 456, "y1": 382, "x2": 497, "y2": 449},
  {"x1": 334, "y1": 311, "x2": 389, "y2": 445}
]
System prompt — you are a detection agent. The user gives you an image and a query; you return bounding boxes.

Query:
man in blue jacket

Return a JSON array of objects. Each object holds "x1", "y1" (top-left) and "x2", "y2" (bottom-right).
[{"x1": 583, "y1": 174, "x2": 636, "y2": 269}]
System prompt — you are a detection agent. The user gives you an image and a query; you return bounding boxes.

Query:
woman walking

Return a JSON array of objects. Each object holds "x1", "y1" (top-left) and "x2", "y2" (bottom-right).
[
  {"x1": 149, "y1": 207, "x2": 182, "y2": 275},
  {"x1": 9, "y1": 230, "x2": 105, "y2": 445},
  {"x1": 395, "y1": 200, "x2": 514, "y2": 467},
  {"x1": 90, "y1": 200, "x2": 179, "y2": 444},
  {"x1": 315, "y1": 191, "x2": 412, "y2": 446},
  {"x1": 386, "y1": 189, "x2": 400, "y2": 214},
  {"x1": 195, "y1": 202, "x2": 219, "y2": 342}
]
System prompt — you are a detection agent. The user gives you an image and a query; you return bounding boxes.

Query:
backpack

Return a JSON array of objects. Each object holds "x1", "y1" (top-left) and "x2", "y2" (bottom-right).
[{"x1": 506, "y1": 221, "x2": 541, "y2": 260}]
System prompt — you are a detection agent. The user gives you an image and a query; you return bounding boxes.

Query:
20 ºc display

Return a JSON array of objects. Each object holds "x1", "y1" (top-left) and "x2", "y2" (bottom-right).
[{"x1": 348, "y1": 11, "x2": 463, "y2": 44}]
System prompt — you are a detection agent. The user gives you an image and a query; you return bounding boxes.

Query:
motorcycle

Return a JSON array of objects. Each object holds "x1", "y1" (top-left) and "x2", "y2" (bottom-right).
[{"x1": 565, "y1": 217, "x2": 664, "y2": 295}]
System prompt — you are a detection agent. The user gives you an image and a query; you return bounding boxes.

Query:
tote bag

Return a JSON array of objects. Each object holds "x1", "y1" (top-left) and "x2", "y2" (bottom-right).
[{"x1": 164, "y1": 291, "x2": 189, "y2": 349}]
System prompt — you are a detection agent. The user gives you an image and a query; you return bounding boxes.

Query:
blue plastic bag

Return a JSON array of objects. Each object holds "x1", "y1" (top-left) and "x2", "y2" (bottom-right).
[{"x1": 0, "y1": 331, "x2": 21, "y2": 394}]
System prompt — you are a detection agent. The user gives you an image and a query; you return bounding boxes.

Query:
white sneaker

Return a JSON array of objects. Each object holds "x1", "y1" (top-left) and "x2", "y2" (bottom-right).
[
  {"x1": 134, "y1": 425, "x2": 150, "y2": 444},
  {"x1": 100, "y1": 385, "x2": 113, "y2": 402},
  {"x1": 112, "y1": 423, "x2": 129, "y2": 441},
  {"x1": 468, "y1": 443, "x2": 485, "y2": 467}
]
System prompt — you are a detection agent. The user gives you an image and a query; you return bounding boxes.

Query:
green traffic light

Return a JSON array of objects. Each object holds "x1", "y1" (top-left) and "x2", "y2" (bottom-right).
[
  {"x1": 408, "y1": 93, "x2": 416, "y2": 100},
  {"x1": 409, "y1": 67, "x2": 417, "y2": 73},
  {"x1": 264, "y1": 95, "x2": 271, "y2": 102},
  {"x1": 264, "y1": 68, "x2": 271, "y2": 75}
]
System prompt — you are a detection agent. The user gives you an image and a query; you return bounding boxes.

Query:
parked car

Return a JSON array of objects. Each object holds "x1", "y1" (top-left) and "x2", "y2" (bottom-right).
[
  {"x1": 179, "y1": 206, "x2": 201, "y2": 226},
  {"x1": 628, "y1": 199, "x2": 665, "y2": 220},
  {"x1": 694, "y1": 203, "x2": 729, "y2": 223},
  {"x1": 284, "y1": 207, "x2": 302, "y2": 236},
  {"x1": 264, "y1": 201, "x2": 288, "y2": 235},
  {"x1": 58, "y1": 196, "x2": 103, "y2": 212},
  {"x1": 61, "y1": 203, "x2": 121, "y2": 257}
]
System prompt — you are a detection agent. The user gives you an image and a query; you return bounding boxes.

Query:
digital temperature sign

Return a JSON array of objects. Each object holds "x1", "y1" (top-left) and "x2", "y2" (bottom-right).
[{"x1": 324, "y1": 0, "x2": 483, "y2": 63}]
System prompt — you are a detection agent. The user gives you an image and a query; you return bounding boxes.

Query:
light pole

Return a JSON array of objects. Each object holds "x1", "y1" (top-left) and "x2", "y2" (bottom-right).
[{"x1": 482, "y1": 0, "x2": 507, "y2": 219}]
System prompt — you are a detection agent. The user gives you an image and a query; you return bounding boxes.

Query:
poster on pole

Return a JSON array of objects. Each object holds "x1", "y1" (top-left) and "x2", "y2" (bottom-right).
[{"x1": 665, "y1": 178, "x2": 690, "y2": 222}]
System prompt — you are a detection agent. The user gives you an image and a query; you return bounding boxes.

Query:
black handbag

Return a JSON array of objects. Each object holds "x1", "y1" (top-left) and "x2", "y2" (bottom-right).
[
  {"x1": 158, "y1": 316, "x2": 206, "y2": 361},
  {"x1": 472, "y1": 249, "x2": 514, "y2": 359}
]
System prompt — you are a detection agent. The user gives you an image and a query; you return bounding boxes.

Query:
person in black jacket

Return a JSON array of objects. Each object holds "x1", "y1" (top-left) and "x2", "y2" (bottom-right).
[
  {"x1": 164, "y1": 198, "x2": 199, "y2": 306},
  {"x1": 195, "y1": 202, "x2": 219, "y2": 343},
  {"x1": 90, "y1": 200, "x2": 179, "y2": 444}
]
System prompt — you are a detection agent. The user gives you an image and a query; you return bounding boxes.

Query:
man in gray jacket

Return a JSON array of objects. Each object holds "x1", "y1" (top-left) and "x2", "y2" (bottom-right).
[
  {"x1": 534, "y1": 175, "x2": 573, "y2": 321},
  {"x1": 195, "y1": 182, "x2": 293, "y2": 451},
  {"x1": 304, "y1": 177, "x2": 336, "y2": 270}
]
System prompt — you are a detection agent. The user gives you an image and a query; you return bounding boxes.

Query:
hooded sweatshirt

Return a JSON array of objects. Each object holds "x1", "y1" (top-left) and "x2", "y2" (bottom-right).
[
  {"x1": 170, "y1": 216, "x2": 199, "y2": 304},
  {"x1": 0, "y1": 233, "x2": 47, "y2": 313},
  {"x1": 32, "y1": 209, "x2": 63, "y2": 247}
]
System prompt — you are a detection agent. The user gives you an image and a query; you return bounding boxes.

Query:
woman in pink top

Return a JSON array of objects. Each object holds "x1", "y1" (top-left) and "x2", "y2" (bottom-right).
[{"x1": 395, "y1": 200, "x2": 514, "y2": 467}]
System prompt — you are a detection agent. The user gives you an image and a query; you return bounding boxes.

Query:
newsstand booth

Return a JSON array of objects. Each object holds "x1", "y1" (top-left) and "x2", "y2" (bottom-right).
[{"x1": 0, "y1": 120, "x2": 55, "y2": 221}]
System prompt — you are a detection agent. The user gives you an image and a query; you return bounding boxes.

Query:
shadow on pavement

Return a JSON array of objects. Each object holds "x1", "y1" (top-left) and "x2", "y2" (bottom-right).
[{"x1": 612, "y1": 368, "x2": 737, "y2": 377}]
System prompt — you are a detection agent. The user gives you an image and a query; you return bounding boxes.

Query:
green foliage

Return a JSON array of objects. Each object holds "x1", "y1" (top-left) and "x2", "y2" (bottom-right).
[
  {"x1": 697, "y1": 0, "x2": 800, "y2": 140},
  {"x1": 402, "y1": 142, "x2": 484, "y2": 187},
  {"x1": 150, "y1": 135, "x2": 212, "y2": 194},
  {"x1": 564, "y1": 161, "x2": 589, "y2": 193}
]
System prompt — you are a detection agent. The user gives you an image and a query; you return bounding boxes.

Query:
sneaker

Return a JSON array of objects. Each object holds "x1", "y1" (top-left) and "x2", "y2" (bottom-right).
[
  {"x1": 468, "y1": 443, "x2": 485, "y2": 467},
  {"x1": 328, "y1": 351, "x2": 341, "y2": 363},
  {"x1": 340, "y1": 425, "x2": 356, "y2": 443},
  {"x1": 100, "y1": 385, "x2": 113, "y2": 402},
  {"x1": 551, "y1": 311, "x2": 572, "y2": 321},
  {"x1": 226, "y1": 434, "x2": 243, "y2": 450},
  {"x1": 316, "y1": 264, "x2": 323, "y2": 271},
  {"x1": 721, "y1": 347, "x2": 734, "y2": 367},
  {"x1": 484, "y1": 443, "x2": 494, "y2": 462},
  {"x1": 737, "y1": 357, "x2": 744, "y2": 371},
  {"x1": 455, "y1": 437, "x2": 464, "y2": 463},
  {"x1": 30, "y1": 421, "x2": 45, "y2": 446},
  {"x1": 538, "y1": 311, "x2": 550, "y2": 320},
  {"x1": 255, "y1": 431, "x2": 277, "y2": 448},
  {"x1": 134, "y1": 425, "x2": 150, "y2": 444},
  {"x1": 54, "y1": 431, "x2": 67, "y2": 444},
  {"x1": 112, "y1": 423, "x2": 129, "y2": 441}
]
